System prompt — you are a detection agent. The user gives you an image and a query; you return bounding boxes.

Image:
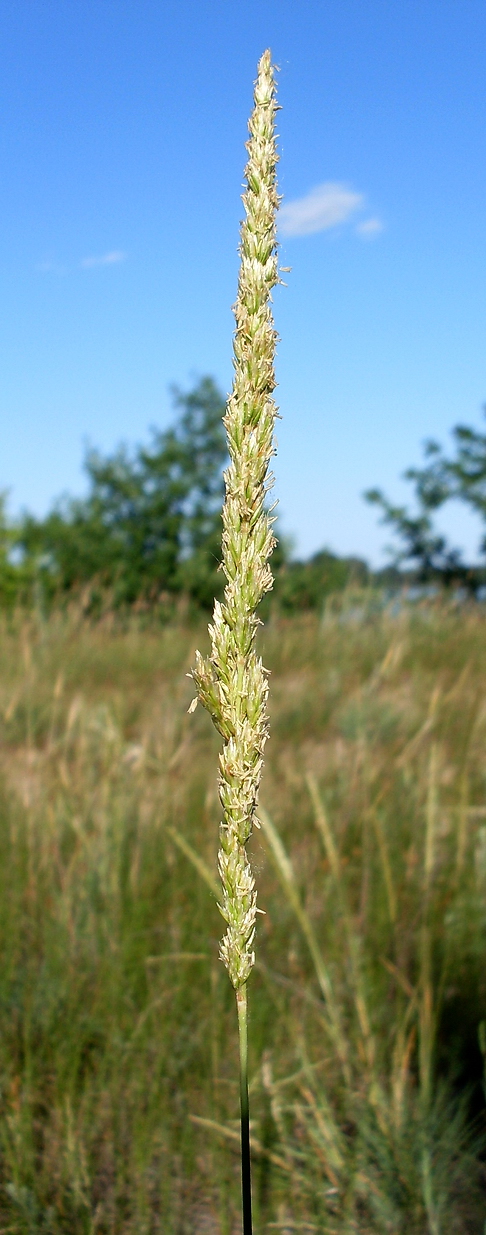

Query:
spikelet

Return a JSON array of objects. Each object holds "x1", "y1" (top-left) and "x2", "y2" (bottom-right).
[{"x1": 190, "y1": 49, "x2": 280, "y2": 990}]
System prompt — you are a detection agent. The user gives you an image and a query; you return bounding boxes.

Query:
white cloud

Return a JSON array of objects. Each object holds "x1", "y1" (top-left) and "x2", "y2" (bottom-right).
[
  {"x1": 279, "y1": 182, "x2": 364, "y2": 237},
  {"x1": 81, "y1": 250, "x2": 126, "y2": 269},
  {"x1": 356, "y1": 217, "x2": 384, "y2": 239}
]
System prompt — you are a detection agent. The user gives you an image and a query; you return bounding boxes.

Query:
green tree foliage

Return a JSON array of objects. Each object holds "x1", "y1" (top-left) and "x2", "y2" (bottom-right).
[
  {"x1": 0, "y1": 495, "x2": 25, "y2": 609},
  {"x1": 274, "y1": 549, "x2": 368, "y2": 611},
  {"x1": 17, "y1": 377, "x2": 228, "y2": 609},
  {"x1": 364, "y1": 487, "x2": 470, "y2": 587},
  {"x1": 364, "y1": 408, "x2": 486, "y2": 592},
  {"x1": 407, "y1": 407, "x2": 486, "y2": 532}
]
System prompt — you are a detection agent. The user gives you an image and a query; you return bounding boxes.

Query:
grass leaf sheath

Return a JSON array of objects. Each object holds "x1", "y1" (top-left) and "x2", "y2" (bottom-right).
[{"x1": 190, "y1": 48, "x2": 280, "y2": 1235}]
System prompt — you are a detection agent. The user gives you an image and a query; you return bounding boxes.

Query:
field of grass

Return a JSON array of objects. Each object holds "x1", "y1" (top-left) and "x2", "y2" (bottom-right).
[{"x1": 0, "y1": 596, "x2": 484, "y2": 1232}]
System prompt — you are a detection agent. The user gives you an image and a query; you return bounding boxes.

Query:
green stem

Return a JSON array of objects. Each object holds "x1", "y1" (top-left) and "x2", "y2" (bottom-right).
[{"x1": 237, "y1": 983, "x2": 252, "y2": 1235}]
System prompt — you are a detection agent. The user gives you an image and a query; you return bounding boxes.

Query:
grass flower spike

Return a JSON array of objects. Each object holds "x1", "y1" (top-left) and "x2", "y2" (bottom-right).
[
  {"x1": 191, "y1": 48, "x2": 280, "y2": 992},
  {"x1": 190, "y1": 48, "x2": 280, "y2": 1234}
]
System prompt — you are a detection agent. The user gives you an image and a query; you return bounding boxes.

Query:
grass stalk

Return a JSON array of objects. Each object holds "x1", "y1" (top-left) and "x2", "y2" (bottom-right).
[
  {"x1": 259, "y1": 804, "x2": 351, "y2": 1085},
  {"x1": 237, "y1": 984, "x2": 253, "y2": 1235},
  {"x1": 420, "y1": 741, "x2": 439, "y2": 1234},
  {"x1": 190, "y1": 48, "x2": 281, "y2": 1234},
  {"x1": 305, "y1": 775, "x2": 383, "y2": 1113}
]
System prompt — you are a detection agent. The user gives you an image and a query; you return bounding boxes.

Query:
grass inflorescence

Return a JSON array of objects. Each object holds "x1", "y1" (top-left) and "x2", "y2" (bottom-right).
[
  {"x1": 191, "y1": 47, "x2": 279, "y2": 992},
  {"x1": 191, "y1": 50, "x2": 280, "y2": 1233}
]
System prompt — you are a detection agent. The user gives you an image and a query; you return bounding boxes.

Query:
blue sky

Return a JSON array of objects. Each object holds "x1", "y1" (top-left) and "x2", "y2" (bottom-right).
[{"x1": 1, "y1": 0, "x2": 486, "y2": 564}]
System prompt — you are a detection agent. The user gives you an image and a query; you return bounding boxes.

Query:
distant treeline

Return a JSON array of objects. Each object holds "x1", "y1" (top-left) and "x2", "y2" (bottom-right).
[
  {"x1": 0, "y1": 377, "x2": 368, "y2": 615},
  {"x1": 2, "y1": 376, "x2": 485, "y2": 614}
]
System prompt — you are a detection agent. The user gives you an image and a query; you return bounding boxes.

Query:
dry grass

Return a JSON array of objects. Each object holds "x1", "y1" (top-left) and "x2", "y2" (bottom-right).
[{"x1": 0, "y1": 596, "x2": 484, "y2": 1231}]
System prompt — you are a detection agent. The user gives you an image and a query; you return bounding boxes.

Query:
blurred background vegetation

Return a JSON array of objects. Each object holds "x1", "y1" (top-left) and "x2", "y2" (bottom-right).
[
  {"x1": 4, "y1": 376, "x2": 486, "y2": 618},
  {"x1": 0, "y1": 601, "x2": 485, "y2": 1231}
]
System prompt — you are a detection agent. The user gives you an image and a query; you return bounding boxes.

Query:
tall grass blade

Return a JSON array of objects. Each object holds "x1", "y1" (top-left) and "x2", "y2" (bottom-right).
[{"x1": 259, "y1": 805, "x2": 351, "y2": 1085}]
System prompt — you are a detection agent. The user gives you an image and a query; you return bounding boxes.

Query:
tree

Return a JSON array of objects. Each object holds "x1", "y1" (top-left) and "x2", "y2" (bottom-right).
[
  {"x1": 364, "y1": 486, "x2": 471, "y2": 587},
  {"x1": 17, "y1": 376, "x2": 228, "y2": 608},
  {"x1": 274, "y1": 549, "x2": 368, "y2": 612},
  {"x1": 407, "y1": 408, "x2": 486, "y2": 534},
  {"x1": 0, "y1": 494, "x2": 26, "y2": 609},
  {"x1": 364, "y1": 407, "x2": 486, "y2": 593}
]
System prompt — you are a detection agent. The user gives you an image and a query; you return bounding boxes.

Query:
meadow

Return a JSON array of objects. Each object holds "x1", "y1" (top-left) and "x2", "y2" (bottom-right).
[{"x1": 0, "y1": 595, "x2": 484, "y2": 1233}]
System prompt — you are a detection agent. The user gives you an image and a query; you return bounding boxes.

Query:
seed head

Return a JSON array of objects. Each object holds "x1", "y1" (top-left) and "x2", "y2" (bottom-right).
[{"x1": 191, "y1": 49, "x2": 280, "y2": 990}]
